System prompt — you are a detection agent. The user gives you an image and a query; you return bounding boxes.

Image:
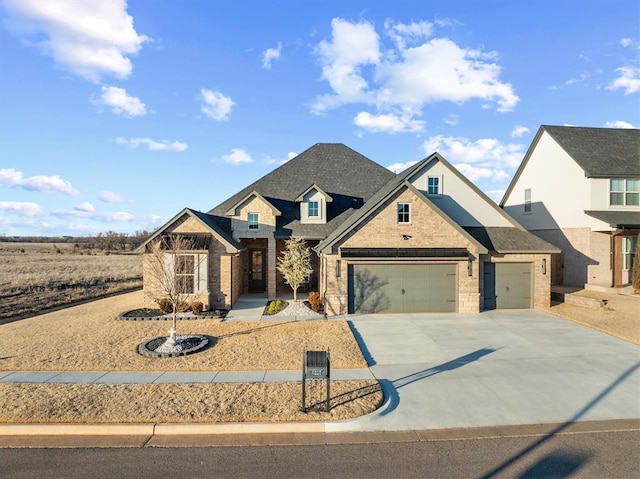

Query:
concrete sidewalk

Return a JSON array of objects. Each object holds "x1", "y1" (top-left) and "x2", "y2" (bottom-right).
[{"x1": 0, "y1": 368, "x2": 374, "y2": 384}]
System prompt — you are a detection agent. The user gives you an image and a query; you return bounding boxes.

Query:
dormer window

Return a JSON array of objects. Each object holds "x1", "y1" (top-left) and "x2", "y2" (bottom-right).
[
  {"x1": 296, "y1": 184, "x2": 332, "y2": 224},
  {"x1": 427, "y1": 176, "x2": 440, "y2": 195},
  {"x1": 308, "y1": 201, "x2": 319, "y2": 217}
]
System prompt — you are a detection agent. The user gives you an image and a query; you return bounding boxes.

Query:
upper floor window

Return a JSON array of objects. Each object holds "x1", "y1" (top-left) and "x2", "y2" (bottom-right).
[
  {"x1": 308, "y1": 201, "x2": 319, "y2": 217},
  {"x1": 248, "y1": 212, "x2": 259, "y2": 230},
  {"x1": 610, "y1": 178, "x2": 640, "y2": 206},
  {"x1": 524, "y1": 188, "x2": 532, "y2": 213},
  {"x1": 176, "y1": 254, "x2": 195, "y2": 294},
  {"x1": 397, "y1": 203, "x2": 410, "y2": 223},
  {"x1": 427, "y1": 176, "x2": 440, "y2": 195}
]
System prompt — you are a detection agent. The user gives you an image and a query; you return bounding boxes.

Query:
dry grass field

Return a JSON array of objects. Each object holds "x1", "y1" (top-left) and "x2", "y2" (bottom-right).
[{"x1": 0, "y1": 242, "x2": 142, "y2": 320}]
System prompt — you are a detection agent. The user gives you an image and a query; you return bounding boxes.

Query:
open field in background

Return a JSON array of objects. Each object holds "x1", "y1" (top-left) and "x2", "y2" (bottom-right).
[{"x1": 0, "y1": 242, "x2": 142, "y2": 320}]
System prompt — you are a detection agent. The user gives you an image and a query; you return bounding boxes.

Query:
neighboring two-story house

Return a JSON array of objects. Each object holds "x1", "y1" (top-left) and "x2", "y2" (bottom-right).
[
  {"x1": 501, "y1": 125, "x2": 640, "y2": 288},
  {"x1": 138, "y1": 143, "x2": 558, "y2": 314}
]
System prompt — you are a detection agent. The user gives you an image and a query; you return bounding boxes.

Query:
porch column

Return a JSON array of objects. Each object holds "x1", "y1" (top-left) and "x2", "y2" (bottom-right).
[
  {"x1": 612, "y1": 233, "x2": 623, "y2": 287},
  {"x1": 268, "y1": 236, "x2": 277, "y2": 298}
]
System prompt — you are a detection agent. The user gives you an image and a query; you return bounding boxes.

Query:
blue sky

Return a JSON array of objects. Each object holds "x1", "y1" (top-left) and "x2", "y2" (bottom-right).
[{"x1": 1, "y1": 0, "x2": 638, "y2": 237}]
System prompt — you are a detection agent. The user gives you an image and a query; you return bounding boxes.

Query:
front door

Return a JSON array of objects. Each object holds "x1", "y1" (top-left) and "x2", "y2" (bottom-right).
[{"x1": 248, "y1": 249, "x2": 266, "y2": 293}]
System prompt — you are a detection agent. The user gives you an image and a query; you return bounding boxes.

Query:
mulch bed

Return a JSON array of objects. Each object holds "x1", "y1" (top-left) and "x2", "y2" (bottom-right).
[{"x1": 118, "y1": 308, "x2": 228, "y2": 321}]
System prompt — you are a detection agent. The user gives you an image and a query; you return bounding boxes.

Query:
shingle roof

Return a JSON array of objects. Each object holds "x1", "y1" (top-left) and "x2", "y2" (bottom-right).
[
  {"x1": 209, "y1": 143, "x2": 396, "y2": 237},
  {"x1": 542, "y1": 125, "x2": 640, "y2": 177},
  {"x1": 464, "y1": 227, "x2": 560, "y2": 253},
  {"x1": 584, "y1": 210, "x2": 640, "y2": 228}
]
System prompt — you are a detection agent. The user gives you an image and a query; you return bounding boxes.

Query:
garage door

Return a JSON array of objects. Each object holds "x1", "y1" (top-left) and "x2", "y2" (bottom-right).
[
  {"x1": 347, "y1": 263, "x2": 457, "y2": 314},
  {"x1": 483, "y1": 262, "x2": 532, "y2": 310}
]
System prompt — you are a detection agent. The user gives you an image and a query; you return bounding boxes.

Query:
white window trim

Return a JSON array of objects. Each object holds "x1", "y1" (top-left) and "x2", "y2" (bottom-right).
[
  {"x1": 397, "y1": 202, "x2": 411, "y2": 224},
  {"x1": 248, "y1": 212, "x2": 259, "y2": 230},
  {"x1": 610, "y1": 178, "x2": 640, "y2": 207},
  {"x1": 427, "y1": 176, "x2": 442, "y2": 196},
  {"x1": 524, "y1": 188, "x2": 532, "y2": 214}
]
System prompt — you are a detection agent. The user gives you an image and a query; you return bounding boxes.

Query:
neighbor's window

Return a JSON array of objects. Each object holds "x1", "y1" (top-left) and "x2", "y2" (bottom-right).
[
  {"x1": 610, "y1": 178, "x2": 640, "y2": 206},
  {"x1": 308, "y1": 201, "x2": 319, "y2": 217},
  {"x1": 427, "y1": 176, "x2": 440, "y2": 195},
  {"x1": 176, "y1": 254, "x2": 195, "y2": 294},
  {"x1": 248, "y1": 212, "x2": 259, "y2": 230},
  {"x1": 397, "y1": 203, "x2": 410, "y2": 223},
  {"x1": 524, "y1": 188, "x2": 532, "y2": 213},
  {"x1": 623, "y1": 236, "x2": 637, "y2": 270}
]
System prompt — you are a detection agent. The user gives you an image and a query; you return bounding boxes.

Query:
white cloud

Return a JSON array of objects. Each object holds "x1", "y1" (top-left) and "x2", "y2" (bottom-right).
[
  {"x1": 263, "y1": 151, "x2": 298, "y2": 166},
  {"x1": 511, "y1": 125, "x2": 530, "y2": 137},
  {"x1": 620, "y1": 38, "x2": 633, "y2": 47},
  {"x1": 218, "y1": 148, "x2": 252, "y2": 165},
  {"x1": 262, "y1": 42, "x2": 282, "y2": 69},
  {"x1": 354, "y1": 111, "x2": 425, "y2": 133},
  {"x1": 98, "y1": 191, "x2": 126, "y2": 203},
  {"x1": 312, "y1": 18, "x2": 381, "y2": 113},
  {"x1": 0, "y1": 201, "x2": 43, "y2": 217},
  {"x1": 0, "y1": 168, "x2": 79, "y2": 195},
  {"x1": 444, "y1": 114, "x2": 459, "y2": 126},
  {"x1": 311, "y1": 17, "x2": 519, "y2": 123},
  {"x1": 74, "y1": 202, "x2": 94, "y2": 212},
  {"x1": 453, "y1": 163, "x2": 510, "y2": 182},
  {"x1": 604, "y1": 120, "x2": 637, "y2": 129},
  {"x1": 93, "y1": 86, "x2": 146, "y2": 117},
  {"x1": 484, "y1": 189, "x2": 506, "y2": 204},
  {"x1": 384, "y1": 20, "x2": 433, "y2": 51},
  {"x1": 115, "y1": 137, "x2": 188, "y2": 152},
  {"x1": 52, "y1": 208, "x2": 136, "y2": 222},
  {"x1": 200, "y1": 88, "x2": 235, "y2": 121},
  {"x1": 386, "y1": 160, "x2": 418, "y2": 173},
  {"x1": 607, "y1": 66, "x2": 640, "y2": 94},
  {"x1": 421, "y1": 135, "x2": 525, "y2": 168},
  {"x1": 2, "y1": 0, "x2": 149, "y2": 82}
]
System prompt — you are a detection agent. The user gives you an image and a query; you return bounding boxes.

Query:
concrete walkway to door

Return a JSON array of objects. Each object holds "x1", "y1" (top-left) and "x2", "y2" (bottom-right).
[{"x1": 327, "y1": 309, "x2": 640, "y2": 432}]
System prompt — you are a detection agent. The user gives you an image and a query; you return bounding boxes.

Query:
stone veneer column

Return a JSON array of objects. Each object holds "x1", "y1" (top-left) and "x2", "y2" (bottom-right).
[{"x1": 267, "y1": 236, "x2": 277, "y2": 298}]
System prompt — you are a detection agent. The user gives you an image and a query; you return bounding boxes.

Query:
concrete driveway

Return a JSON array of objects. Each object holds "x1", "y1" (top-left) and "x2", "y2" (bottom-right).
[{"x1": 327, "y1": 310, "x2": 640, "y2": 432}]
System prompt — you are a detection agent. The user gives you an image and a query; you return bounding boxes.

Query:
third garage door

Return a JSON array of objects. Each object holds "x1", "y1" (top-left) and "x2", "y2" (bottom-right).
[
  {"x1": 347, "y1": 263, "x2": 457, "y2": 314},
  {"x1": 483, "y1": 262, "x2": 532, "y2": 309}
]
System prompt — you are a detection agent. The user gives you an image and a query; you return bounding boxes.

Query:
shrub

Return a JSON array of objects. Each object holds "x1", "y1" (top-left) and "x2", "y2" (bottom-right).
[
  {"x1": 267, "y1": 298, "x2": 284, "y2": 315},
  {"x1": 178, "y1": 301, "x2": 190, "y2": 313},
  {"x1": 156, "y1": 298, "x2": 172, "y2": 314},
  {"x1": 192, "y1": 301, "x2": 204, "y2": 314},
  {"x1": 308, "y1": 291, "x2": 323, "y2": 312}
]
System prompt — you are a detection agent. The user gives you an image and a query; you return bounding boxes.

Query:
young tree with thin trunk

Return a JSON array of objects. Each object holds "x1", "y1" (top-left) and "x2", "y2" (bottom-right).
[
  {"x1": 277, "y1": 236, "x2": 313, "y2": 301},
  {"x1": 145, "y1": 234, "x2": 194, "y2": 345}
]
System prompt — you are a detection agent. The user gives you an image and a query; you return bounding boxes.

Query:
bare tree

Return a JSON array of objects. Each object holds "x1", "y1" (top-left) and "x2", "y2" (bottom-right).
[
  {"x1": 632, "y1": 233, "x2": 640, "y2": 294},
  {"x1": 145, "y1": 234, "x2": 194, "y2": 345},
  {"x1": 277, "y1": 236, "x2": 313, "y2": 301}
]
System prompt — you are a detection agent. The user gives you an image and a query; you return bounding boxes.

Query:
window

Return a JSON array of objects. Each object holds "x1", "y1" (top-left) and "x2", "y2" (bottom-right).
[
  {"x1": 397, "y1": 203, "x2": 410, "y2": 223},
  {"x1": 427, "y1": 176, "x2": 440, "y2": 195},
  {"x1": 610, "y1": 179, "x2": 640, "y2": 206},
  {"x1": 308, "y1": 201, "x2": 319, "y2": 217},
  {"x1": 335, "y1": 260, "x2": 341, "y2": 277},
  {"x1": 524, "y1": 188, "x2": 532, "y2": 213},
  {"x1": 248, "y1": 212, "x2": 259, "y2": 230},
  {"x1": 176, "y1": 254, "x2": 195, "y2": 294},
  {"x1": 623, "y1": 236, "x2": 637, "y2": 270}
]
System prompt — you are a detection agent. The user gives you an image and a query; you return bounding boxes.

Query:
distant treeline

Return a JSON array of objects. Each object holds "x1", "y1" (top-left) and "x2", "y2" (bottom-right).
[{"x1": 0, "y1": 230, "x2": 152, "y2": 252}]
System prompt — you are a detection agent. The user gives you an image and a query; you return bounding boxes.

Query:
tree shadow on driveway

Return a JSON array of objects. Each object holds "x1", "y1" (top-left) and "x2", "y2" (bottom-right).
[{"x1": 379, "y1": 348, "x2": 499, "y2": 416}]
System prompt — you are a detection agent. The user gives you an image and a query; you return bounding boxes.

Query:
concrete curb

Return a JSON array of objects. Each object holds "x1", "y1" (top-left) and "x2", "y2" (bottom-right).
[{"x1": 0, "y1": 421, "x2": 326, "y2": 436}]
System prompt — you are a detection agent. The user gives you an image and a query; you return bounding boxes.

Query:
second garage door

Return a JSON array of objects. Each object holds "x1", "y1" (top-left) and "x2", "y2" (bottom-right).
[
  {"x1": 347, "y1": 263, "x2": 457, "y2": 314},
  {"x1": 483, "y1": 262, "x2": 533, "y2": 310}
]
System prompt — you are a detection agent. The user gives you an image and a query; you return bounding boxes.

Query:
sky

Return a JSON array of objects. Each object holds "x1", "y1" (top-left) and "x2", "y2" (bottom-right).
[{"x1": 0, "y1": 0, "x2": 638, "y2": 237}]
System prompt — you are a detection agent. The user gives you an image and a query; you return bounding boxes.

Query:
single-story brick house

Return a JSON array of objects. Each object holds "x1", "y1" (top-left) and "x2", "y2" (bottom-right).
[{"x1": 138, "y1": 143, "x2": 558, "y2": 314}]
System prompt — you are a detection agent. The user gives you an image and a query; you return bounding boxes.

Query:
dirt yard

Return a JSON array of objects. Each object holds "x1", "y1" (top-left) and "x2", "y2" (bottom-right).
[
  {"x1": 0, "y1": 291, "x2": 367, "y2": 371},
  {"x1": 0, "y1": 291, "x2": 381, "y2": 423},
  {"x1": 550, "y1": 289, "x2": 639, "y2": 345}
]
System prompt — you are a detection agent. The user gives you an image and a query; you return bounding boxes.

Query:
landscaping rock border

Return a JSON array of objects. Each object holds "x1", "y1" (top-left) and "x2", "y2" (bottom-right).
[
  {"x1": 137, "y1": 335, "x2": 211, "y2": 358},
  {"x1": 118, "y1": 308, "x2": 228, "y2": 321}
]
